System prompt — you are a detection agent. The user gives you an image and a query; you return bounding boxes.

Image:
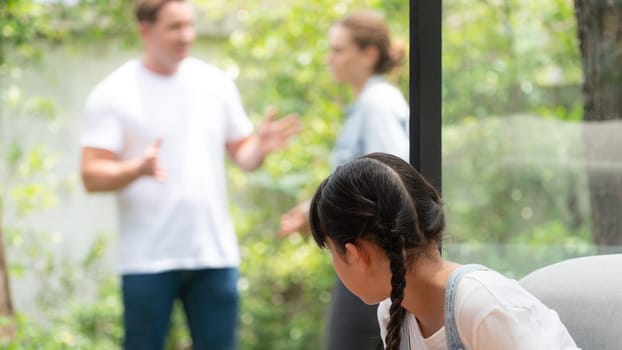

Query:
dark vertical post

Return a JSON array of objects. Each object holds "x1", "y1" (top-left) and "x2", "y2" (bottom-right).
[{"x1": 410, "y1": 0, "x2": 442, "y2": 193}]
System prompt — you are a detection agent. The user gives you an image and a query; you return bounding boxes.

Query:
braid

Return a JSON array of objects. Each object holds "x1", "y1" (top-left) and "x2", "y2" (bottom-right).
[
  {"x1": 379, "y1": 224, "x2": 407, "y2": 350},
  {"x1": 308, "y1": 153, "x2": 447, "y2": 350}
]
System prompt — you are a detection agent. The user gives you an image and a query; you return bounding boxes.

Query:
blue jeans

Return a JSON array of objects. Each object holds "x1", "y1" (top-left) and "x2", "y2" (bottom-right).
[{"x1": 122, "y1": 267, "x2": 239, "y2": 350}]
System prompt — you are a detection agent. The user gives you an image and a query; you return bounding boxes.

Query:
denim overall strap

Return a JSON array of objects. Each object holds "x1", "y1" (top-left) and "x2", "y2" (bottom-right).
[
  {"x1": 444, "y1": 264, "x2": 488, "y2": 350},
  {"x1": 400, "y1": 318, "x2": 411, "y2": 350}
]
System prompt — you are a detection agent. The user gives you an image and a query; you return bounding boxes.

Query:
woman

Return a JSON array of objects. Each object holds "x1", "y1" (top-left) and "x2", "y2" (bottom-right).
[{"x1": 279, "y1": 10, "x2": 409, "y2": 350}]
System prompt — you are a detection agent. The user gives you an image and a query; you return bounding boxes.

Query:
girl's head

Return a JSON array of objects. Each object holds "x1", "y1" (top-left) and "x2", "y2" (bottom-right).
[
  {"x1": 309, "y1": 152, "x2": 444, "y2": 350},
  {"x1": 326, "y1": 10, "x2": 405, "y2": 84}
]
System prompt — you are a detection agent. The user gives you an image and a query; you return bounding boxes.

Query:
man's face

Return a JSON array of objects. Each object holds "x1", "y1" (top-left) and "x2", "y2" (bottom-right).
[{"x1": 142, "y1": 1, "x2": 196, "y2": 67}]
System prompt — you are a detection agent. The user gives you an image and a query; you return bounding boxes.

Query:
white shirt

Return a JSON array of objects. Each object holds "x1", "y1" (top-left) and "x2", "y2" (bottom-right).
[
  {"x1": 378, "y1": 269, "x2": 579, "y2": 350},
  {"x1": 81, "y1": 57, "x2": 253, "y2": 274}
]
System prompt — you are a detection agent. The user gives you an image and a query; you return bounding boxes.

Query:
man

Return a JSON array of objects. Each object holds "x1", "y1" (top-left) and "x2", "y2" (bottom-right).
[{"x1": 80, "y1": 1, "x2": 300, "y2": 349}]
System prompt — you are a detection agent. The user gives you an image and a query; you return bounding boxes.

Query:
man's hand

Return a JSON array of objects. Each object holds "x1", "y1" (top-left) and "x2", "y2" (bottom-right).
[
  {"x1": 226, "y1": 107, "x2": 301, "y2": 171},
  {"x1": 257, "y1": 107, "x2": 301, "y2": 155},
  {"x1": 139, "y1": 138, "x2": 167, "y2": 181},
  {"x1": 81, "y1": 138, "x2": 167, "y2": 192}
]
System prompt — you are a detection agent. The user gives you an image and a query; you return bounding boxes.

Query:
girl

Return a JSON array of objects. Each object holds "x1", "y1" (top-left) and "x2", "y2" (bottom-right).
[
  {"x1": 309, "y1": 152, "x2": 578, "y2": 350},
  {"x1": 279, "y1": 10, "x2": 409, "y2": 349}
]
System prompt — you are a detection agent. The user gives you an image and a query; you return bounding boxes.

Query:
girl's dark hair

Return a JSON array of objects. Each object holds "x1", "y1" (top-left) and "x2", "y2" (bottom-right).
[
  {"x1": 336, "y1": 10, "x2": 405, "y2": 74},
  {"x1": 134, "y1": 0, "x2": 185, "y2": 23},
  {"x1": 309, "y1": 152, "x2": 444, "y2": 350}
]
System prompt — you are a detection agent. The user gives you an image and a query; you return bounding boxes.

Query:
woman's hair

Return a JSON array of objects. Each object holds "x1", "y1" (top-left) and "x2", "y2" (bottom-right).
[
  {"x1": 336, "y1": 10, "x2": 405, "y2": 74},
  {"x1": 134, "y1": 0, "x2": 185, "y2": 23},
  {"x1": 309, "y1": 152, "x2": 445, "y2": 350}
]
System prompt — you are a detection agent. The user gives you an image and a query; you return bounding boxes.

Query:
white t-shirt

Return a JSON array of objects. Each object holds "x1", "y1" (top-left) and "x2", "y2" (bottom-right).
[
  {"x1": 378, "y1": 269, "x2": 579, "y2": 350},
  {"x1": 81, "y1": 57, "x2": 253, "y2": 274}
]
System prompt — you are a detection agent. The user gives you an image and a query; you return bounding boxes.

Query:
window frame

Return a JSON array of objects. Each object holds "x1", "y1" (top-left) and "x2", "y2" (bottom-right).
[{"x1": 410, "y1": 0, "x2": 442, "y2": 193}]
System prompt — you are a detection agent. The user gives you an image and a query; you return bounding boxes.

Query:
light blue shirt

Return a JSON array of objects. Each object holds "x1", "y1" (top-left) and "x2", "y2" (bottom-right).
[{"x1": 332, "y1": 75, "x2": 409, "y2": 167}]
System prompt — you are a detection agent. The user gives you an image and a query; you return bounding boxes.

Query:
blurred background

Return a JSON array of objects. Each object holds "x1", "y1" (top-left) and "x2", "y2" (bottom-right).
[{"x1": 1, "y1": 0, "x2": 621, "y2": 349}]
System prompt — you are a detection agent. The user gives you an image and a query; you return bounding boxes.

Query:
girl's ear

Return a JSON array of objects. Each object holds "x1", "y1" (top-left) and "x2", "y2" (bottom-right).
[{"x1": 344, "y1": 240, "x2": 375, "y2": 271}]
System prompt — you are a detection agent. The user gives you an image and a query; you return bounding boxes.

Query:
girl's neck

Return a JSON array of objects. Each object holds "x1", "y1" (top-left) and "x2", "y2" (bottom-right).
[{"x1": 401, "y1": 250, "x2": 460, "y2": 338}]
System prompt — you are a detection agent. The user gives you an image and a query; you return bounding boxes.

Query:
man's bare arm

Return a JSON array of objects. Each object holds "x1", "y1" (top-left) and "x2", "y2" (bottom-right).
[
  {"x1": 227, "y1": 108, "x2": 300, "y2": 171},
  {"x1": 81, "y1": 139, "x2": 166, "y2": 192}
]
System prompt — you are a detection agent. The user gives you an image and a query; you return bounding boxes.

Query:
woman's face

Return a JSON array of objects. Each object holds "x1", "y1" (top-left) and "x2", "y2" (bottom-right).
[{"x1": 326, "y1": 25, "x2": 373, "y2": 84}]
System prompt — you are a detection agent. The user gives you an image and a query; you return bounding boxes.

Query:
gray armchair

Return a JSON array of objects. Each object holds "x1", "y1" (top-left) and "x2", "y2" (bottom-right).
[{"x1": 519, "y1": 254, "x2": 622, "y2": 350}]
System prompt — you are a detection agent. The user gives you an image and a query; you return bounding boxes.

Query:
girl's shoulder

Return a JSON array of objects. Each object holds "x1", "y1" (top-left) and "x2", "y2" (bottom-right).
[
  {"x1": 454, "y1": 269, "x2": 579, "y2": 349},
  {"x1": 456, "y1": 268, "x2": 528, "y2": 310}
]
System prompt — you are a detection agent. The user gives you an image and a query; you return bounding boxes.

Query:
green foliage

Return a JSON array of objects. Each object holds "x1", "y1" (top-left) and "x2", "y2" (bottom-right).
[
  {"x1": 0, "y1": 234, "x2": 122, "y2": 349},
  {"x1": 1, "y1": 1, "x2": 61, "y2": 69},
  {"x1": 442, "y1": 0, "x2": 582, "y2": 124},
  {"x1": 1, "y1": 2, "x2": 131, "y2": 346}
]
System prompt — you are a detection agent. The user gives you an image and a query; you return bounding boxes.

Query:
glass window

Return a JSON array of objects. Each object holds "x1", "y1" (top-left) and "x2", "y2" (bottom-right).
[{"x1": 441, "y1": 0, "x2": 622, "y2": 277}]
